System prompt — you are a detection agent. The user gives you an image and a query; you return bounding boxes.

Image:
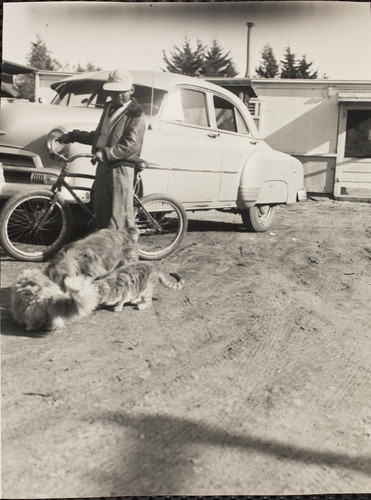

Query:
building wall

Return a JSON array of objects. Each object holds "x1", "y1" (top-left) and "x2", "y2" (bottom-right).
[
  {"x1": 294, "y1": 155, "x2": 336, "y2": 195},
  {"x1": 255, "y1": 91, "x2": 338, "y2": 156},
  {"x1": 35, "y1": 71, "x2": 76, "y2": 103},
  {"x1": 251, "y1": 79, "x2": 371, "y2": 196}
]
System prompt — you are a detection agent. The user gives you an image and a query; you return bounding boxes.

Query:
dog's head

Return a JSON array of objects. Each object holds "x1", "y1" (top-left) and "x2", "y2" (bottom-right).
[
  {"x1": 74, "y1": 246, "x2": 106, "y2": 277},
  {"x1": 46, "y1": 246, "x2": 107, "y2": 290},
  {"x1": 45, "y1": 248, "x2": 81, "y2": 290}
]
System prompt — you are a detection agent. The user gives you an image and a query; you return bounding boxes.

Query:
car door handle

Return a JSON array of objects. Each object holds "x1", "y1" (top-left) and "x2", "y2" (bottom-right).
[
  {"x1": 250, "y1": 140, "x2": 258, "y2": 145},
  {"x1": 207, "y1": 133, "x2": 220, "y2": 139}
]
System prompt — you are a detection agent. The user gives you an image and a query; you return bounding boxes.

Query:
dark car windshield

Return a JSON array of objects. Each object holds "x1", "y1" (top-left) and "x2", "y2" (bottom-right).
[{"x1": 51, "y1": 81, "x2": 166, "y2": 116}]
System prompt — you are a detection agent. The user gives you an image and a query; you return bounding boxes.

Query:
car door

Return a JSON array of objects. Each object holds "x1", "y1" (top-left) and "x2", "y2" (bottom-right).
[
  {"x1": 209, "y1": 92, "x2": 262, "y2": 202},
  {"x1": 159, "y1": 86, "x2": 223, "y2": 205}
]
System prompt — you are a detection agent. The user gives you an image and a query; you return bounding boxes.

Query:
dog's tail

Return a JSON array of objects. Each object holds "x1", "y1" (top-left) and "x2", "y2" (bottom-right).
[
  {"x1": 158, "y1": 272, "x2": 185, "y2": 291},
  {"x1": 52, "y1": 275, "x2": 99, "y2": 320}
]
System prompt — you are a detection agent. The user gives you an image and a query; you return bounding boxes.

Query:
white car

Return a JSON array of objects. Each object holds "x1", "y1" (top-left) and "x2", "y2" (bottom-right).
[{"x1": 0, "y1": 70, "x2": 306, "y2": 231}]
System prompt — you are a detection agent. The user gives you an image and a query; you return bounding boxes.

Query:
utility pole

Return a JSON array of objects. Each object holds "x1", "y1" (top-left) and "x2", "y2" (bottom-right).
[{"x1": 245, "y1": 22, "x2": 255, "y2": 78}]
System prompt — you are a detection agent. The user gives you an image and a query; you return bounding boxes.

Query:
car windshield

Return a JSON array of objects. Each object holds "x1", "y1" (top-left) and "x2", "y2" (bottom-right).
[{"x1": 51, "y1": 81, "x2": 166, "y2": 116}]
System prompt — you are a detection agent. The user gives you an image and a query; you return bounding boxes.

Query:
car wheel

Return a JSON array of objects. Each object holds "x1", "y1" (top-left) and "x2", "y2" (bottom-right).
[{"x1": 241, "y1": 205, "x2": 276, "y2": 232}]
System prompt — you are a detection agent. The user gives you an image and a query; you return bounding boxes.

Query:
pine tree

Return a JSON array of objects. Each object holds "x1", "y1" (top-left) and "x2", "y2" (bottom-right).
[
  {"x1": 202, "y1": 40, "x2": 238, "y2": 77},
  {"x1": 163, "y1": 38, "x2": 205, "y2": 77},
  {"x1": 296, "y1": 55, "x2": 318, "y2": 79},
  {"x1": 163, "y1": 37, "x2": 238, "y2": 77},
  {"x1": 255, "y1": 44, "x2": 279, "y2": 78},
  {"x1": 15, "y1": 34, "x2": 62, "y2": 101},
  {"x1": 75, "y1": 62, "x2": 102, "y2": 73},
  {"x1": 279, "y1": 46, "x2": 318, "y2": 79},
  {"x1": 280, "y1": 46, "x2": 298, "y2": 78},
  {"x1": 27, "y1": 34, "x2": 62, "y2": 71}
]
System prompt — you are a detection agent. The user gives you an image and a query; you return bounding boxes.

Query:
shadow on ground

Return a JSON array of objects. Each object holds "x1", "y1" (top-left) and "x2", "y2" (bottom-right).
[
  {"x1": 187, "y1": 217, "x2": 247, "y2": 233},
  {"x1": 95, "y1": 412, "x2": 371, "y2": 494}
]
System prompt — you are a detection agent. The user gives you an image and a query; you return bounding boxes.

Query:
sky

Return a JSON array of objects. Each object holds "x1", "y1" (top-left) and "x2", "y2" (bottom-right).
[{"x1": 2, "y1": 1, "x2": 371, "y2": 80}]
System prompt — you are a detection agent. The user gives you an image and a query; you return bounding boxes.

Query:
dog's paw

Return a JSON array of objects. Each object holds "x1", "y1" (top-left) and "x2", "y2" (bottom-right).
[{"x1": 137, "y1": 302, "x2": 151, "y2": 310}]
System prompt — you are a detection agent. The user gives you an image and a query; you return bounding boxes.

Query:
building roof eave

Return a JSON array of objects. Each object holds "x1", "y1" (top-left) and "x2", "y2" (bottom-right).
[
  {"x1": 204, "y1": 77, "x2": 258, "y2": 98},
  {"x1": 338, "y1": 91, "x2": 371, "y2": 102},
  {"x1": 3, "y1": 60, "x2": 37, "y2": 75}
]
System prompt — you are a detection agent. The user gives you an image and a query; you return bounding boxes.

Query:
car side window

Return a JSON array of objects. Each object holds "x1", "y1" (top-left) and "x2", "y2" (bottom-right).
[
  {"x1": 213, "y1": 95, "x2": 250, "y2": 135},
  {"x1": 162, "y1": 88, "x2": 208, "y2": 127},
  {"x1": 214, "y1": 95, "x2": 237, "y2": 132},
  {"x1": 235, "y1": 108, "x2": 250, "y2": 135}
]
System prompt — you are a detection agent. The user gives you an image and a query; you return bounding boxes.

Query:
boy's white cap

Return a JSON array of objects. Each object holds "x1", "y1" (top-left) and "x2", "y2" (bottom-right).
[{"x1": 103, "y1": 69, "x2": 133, "y2": 91}]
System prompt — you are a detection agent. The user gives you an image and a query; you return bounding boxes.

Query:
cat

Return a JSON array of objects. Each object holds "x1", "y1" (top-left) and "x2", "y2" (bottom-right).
[
  {"x1": 94, "y1": 261, "x2": 185, "y2": 311},
  {"x1": 11, "y1": 268, "x2": 99, "y2": 331},
  {"x1": 45, "y1": 227, "x2": 138, "y2": 290}
]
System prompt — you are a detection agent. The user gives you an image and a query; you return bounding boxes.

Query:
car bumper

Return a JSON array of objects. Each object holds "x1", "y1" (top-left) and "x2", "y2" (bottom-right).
[
  {"x1": 237, "y1": 185, "x2": 307, "y2": 208},
  {"x1": 297, "y1": 189, "x2": 307, "y2": 201}
]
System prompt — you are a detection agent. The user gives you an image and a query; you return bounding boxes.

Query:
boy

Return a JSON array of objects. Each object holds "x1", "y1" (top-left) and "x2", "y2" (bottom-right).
[{"x1": 59, "y1": 69, "x2": 145, "y2": 232}]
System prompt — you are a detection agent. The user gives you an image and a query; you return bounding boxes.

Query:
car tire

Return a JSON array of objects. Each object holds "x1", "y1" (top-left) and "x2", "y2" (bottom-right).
[{"x1": 240, "y1": 205, "x2": 276, "y2": 232}]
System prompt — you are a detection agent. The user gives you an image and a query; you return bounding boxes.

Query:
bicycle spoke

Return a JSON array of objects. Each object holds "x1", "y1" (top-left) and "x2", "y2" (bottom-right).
[
  {"x1": 135, "y1": 195, "x2": 187, "y2": 259},
  {"x1": 7, "y1": 201, "x2": 63, "y2": 246},
  {"x1": 0, "y1": 193, "x2": 72, "y2": 260}
]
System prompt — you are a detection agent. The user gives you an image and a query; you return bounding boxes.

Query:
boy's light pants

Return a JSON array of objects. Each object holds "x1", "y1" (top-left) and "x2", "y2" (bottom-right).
[{"x1": 94, "y1": 162, "x2": 136, "y2": 231}]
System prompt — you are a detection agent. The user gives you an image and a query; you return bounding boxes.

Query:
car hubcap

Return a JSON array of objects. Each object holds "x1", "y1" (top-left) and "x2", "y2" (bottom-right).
[{"x1": 257, "y1": 205, "x2": 271, "y2": 221}]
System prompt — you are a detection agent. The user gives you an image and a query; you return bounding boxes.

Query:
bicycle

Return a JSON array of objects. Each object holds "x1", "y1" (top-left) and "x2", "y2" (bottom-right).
[{"x1": 0, "y1": 141, "x2": 188, "y2": 262}]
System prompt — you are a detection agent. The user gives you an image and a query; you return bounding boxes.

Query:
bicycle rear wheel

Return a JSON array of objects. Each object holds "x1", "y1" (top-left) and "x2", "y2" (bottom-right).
[
  {"x1": 135, "y1": 193, "x2": 188, "y2": 260},
  {"x1": 0, "y1": 190, "x2": 73, "y2": 262}
]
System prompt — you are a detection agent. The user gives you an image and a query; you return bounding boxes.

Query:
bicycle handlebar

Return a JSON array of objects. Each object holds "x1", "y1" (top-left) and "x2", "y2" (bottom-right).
[{"x1": 50, "y1": 138, "x2": 93, "y2": 164}]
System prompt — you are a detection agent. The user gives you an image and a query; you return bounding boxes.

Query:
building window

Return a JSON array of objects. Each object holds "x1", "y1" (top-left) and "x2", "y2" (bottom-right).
[
  {"x1": 247, "y1": 99, "x2": 261, "y2": 131},
  {"x1": 345, "y1": 109, "x2": 371, "y2": 158}
]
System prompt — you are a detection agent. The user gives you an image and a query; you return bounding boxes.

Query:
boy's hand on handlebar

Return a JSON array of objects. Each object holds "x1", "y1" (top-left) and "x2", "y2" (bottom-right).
[
  {"x1": 58, "y1": 132, "x2": 74, "y2": 144},
  {"x1": 91, "y1": 150, "x2": 104, "y2": 165}
]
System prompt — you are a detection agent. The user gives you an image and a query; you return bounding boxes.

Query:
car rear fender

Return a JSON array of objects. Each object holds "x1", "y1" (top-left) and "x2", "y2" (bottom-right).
[{"x1": 237, "y1": 149, "x2": 305, "y2": 209}]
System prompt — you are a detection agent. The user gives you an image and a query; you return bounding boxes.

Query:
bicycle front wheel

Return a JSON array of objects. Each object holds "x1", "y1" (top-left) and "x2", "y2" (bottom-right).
[
  {"x1": 0, "y1": 190, "x2": 73, "y2": 262},
  {"x1": 135, "y1": 193, "x2": 188, "y2": 260}
]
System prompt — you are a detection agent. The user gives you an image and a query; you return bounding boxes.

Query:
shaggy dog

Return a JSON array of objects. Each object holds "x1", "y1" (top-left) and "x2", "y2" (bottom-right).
[
  {"x1": 11, "y1": 268, "x2": 99, "y2": 331},
  {"x1": 45, "y1": 228, "x2": 139, "y2": 290}
]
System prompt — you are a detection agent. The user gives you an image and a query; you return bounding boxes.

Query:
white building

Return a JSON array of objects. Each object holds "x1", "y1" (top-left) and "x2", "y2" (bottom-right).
[
  {"x1": 209, "y1": 77, "x2": 371, "y2": 201},
  {"x1": 34, "y1": 69, "x2": 76, "y2": 104}
]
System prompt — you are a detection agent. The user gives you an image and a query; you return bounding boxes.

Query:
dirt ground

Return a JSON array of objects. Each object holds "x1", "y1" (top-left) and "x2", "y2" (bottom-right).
[{"x1": 1, "y1": 197, "x2": 371, "y2": 497}]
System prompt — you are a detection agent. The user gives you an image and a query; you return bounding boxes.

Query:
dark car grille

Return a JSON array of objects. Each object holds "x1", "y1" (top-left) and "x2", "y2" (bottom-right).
[
  {"x1": 3, "y1": 170, "x2": 32, "y2": 184},
  {"x1": 0, "y1": 152, "x2": 36, "y2": 168}
]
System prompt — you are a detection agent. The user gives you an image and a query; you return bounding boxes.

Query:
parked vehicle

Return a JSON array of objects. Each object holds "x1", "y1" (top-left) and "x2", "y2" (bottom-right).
[{"x1": 0, "y1": 70, "x2": 306, "y2": 232}]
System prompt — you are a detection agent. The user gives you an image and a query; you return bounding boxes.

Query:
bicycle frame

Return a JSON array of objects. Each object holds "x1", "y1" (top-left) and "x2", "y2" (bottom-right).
[
  {"x1": 45, "y1": 141, "x2": 162, "y2": 232},
  {"x1": 37, "y1": 151, "x2": 95, "y2": 229}
]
